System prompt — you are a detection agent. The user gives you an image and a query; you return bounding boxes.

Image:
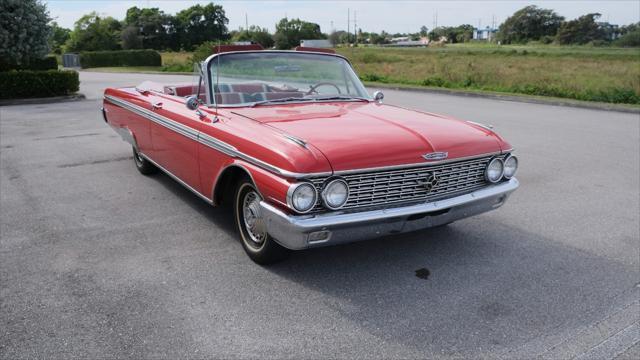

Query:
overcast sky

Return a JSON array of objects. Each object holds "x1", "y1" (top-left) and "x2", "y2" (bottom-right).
[{"x1": 45, "y1": 0, "x2": 640, "y2": 33}]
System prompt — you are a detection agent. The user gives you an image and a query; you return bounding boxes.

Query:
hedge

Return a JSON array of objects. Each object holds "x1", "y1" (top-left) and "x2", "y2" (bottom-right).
[
  {"x1": 0, "y1": 70, "x2": 79, "y2": 99},
  {"x1": 0, "y1": 56, "x2": 58, "y2": 72},
  {"x1": 79, "y1": 49, "x2": 161, "y2": 68}
]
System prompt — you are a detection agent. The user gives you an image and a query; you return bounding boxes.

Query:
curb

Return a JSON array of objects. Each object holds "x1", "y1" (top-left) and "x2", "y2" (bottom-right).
[
  {"x1": 0, "y1": 94, "x2": 86, "y2": 106},
  {"x1": 367, "y1": 83, "x2": 640, "y2": 114}
]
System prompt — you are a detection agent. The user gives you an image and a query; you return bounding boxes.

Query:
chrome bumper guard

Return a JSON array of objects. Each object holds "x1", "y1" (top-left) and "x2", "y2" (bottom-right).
[{"x1": 260, "y1": 178, "x2": 519, "y2": 250}]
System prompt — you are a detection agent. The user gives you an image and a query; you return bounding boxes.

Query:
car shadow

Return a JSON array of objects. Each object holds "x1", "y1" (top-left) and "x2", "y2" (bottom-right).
[
  {"x1": 264, "y1": 221, "x2": 637, "y2": 354},
  {"x1": 149, "y1": 171, "x2": 638, "y2": 355}
]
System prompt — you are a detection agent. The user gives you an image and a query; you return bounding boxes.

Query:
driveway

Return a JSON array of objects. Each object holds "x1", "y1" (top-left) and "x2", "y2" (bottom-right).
[{"x1": 1, "y1": 71, "x2": 638, "y2": 358}]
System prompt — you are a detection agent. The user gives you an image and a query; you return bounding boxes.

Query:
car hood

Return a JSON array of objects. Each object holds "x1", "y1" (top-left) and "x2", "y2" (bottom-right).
[{"x1": 230, "y1": 102, "x2": 508, "y2": 172}]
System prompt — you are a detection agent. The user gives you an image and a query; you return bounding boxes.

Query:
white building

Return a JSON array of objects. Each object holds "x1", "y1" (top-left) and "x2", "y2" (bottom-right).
[
  {"x1": 473, "y1": 27, "x2": 498, "y2": 41},
  {"x1": 300, "y1": 39, "x2": 333, "y2": 48}
]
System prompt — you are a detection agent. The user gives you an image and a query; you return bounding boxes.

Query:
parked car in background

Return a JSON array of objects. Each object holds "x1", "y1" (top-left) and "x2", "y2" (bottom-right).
[{"x1": 102, "y1": 45, "x2": 519, "y2": 264}]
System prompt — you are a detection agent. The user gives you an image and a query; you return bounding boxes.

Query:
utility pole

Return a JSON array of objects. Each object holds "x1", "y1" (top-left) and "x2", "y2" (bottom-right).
[
  {"x1": 354, "y1": 11, "x2": 357, "y2": 45},
  {"x1": 347, "y1": 8, "x2": 350, "y2": 46},
  {"x1": 245, "y1": 13, "x2": 248, "y2": 32}
]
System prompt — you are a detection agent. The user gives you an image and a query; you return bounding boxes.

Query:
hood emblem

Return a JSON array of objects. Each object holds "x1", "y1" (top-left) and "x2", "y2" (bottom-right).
[
  {"x1": 422, "y1": 152, "x2": 448, "y2": 161},
  {"x1": 417, "y1": 173, "x2": 440, "y2": 192}
]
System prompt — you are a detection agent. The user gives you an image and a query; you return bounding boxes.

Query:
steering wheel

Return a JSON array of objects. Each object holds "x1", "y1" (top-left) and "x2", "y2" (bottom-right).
[{"x1": 306, "y1": 82, "x2": 342, "y2": 95}]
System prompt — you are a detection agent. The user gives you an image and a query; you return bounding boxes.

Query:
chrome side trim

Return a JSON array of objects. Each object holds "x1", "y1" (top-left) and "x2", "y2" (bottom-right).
[
  {"x1": 332, "y1": 151, "x2": 504, "y2": 176},
  {"x1": 104, "y1": 95, "x2": 331, "y2": 179},
  {"x1": 197, "y1": 132, "x2": 237, "y2": 157},
  {"x1": 467, "y1": 120, "x2": 494, "y2": 130},
  {"x1": 104, "y1": 95, "x2": 198, "y2": 141},
  {"x1": 110, "y1": 125, "x2": 138, "y2": 149},
  {"x1": 139, "y1": 153, "x2": 213, "y2": 204},
  {"x1": 283, "y1": 134, "x2": 308, "y2": 148}
]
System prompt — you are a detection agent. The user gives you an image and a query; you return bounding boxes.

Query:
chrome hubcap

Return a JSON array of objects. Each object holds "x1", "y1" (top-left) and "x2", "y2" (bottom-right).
[
  {"x1": 134, "y1": 150, "x2": 144, "y2": 165},
  {"x1": 242, "y1": 190, "x2": 267, "y2": 247}
]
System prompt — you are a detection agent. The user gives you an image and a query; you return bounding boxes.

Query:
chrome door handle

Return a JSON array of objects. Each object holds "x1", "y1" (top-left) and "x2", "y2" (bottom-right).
[{"x1": 152, "y1": 102, "x2": 163, "y2": 110}]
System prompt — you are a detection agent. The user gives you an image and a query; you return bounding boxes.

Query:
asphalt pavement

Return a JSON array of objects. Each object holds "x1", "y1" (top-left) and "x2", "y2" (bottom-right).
[{"x1": 1, "y1": 71, "x2": 638, "y2": 359}]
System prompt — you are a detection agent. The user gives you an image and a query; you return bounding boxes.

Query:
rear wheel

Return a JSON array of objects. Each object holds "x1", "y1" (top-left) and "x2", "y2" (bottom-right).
[
  {"x1": 234, "y1": 179, "x2": 290, "y2": 265},
  {"x1": 132, "y1": 147, "x2": 158, "y2": 175}
]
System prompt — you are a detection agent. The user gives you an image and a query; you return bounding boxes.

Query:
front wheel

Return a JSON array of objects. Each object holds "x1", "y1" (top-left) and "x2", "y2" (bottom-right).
[{"x1": 234, "y1": 179, "x2": 290, "y2": 265}]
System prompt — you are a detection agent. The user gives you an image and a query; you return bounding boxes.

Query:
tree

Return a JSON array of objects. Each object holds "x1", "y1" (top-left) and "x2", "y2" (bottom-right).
[
  {"x1": 0, "y1": 0, "x2": 51, "y2": 66},
  {"x1": 173, "y1": 3, "x2": 228, "y2": 51},
  {"x1": 124, "y1": 6, "x2": 172, "y2": 49},
  {"x1": 428, "y1": 25, "x2": 474, "y2": 43},
  {"x1": 65, "y1": 12, "x2": 122, "y2": 51},
  {"x1": 49, "y1": 21, "x2": 70, "y2": 54},
  {"x1": 329, "y1": 30, "x2": 348, "y2": 46},
  {"x1": 614, "y1": 22, "x2": 640, "y2": 47},
  {"x1": 233, "y1": 25, "x2": 274, "y2": 48},
  {"x1": 419, "y1": 26, "x2": 428, "y2": 37},
  {"x1": 556, "y1": 13, "x2": 606, "y2": 45},
  {"x1": 273, "y1": 18, "x2": 324, "y2": 49},
  {"x1": 497, "y1": 5, "x2": 564, "y2": 44},
  {"x1": 121, "y1": 26, "x2": 143, "y2": 49}
]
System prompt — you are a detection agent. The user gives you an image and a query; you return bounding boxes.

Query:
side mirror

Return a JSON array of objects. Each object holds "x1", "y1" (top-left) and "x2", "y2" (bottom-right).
[
  {"x1": 185, "y1": 96, "x2": 200, "y2": 110},
  {"x1": 373, "y1": 91, "x2": 384, "y2": 103}
]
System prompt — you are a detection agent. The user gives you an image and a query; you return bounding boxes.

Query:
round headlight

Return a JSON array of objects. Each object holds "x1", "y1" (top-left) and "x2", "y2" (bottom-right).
[
  {"x1": 288, "y1": 182, "x2": 317, "y2": 213},
  {"x1": 322, "y1": 179, "x2": 349, "y2": 210},
  {"x1": 485, "y1": 158, "x2": 504, "y2": 183},
  {"x1": 503, "y1": 155, "x2": 518, "y2": 179}
]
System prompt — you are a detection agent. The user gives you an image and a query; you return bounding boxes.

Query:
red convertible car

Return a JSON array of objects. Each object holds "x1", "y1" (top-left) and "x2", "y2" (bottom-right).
[{"x1": 102, "y1": 45, "x2": 519, "y2": 264}]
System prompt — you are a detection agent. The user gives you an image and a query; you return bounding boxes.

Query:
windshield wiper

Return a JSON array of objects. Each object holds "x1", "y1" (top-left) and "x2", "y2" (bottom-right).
[
  {"x1": 252, "y1": 97, "x2": 315, "y2": 107},
  {"x1": 313, "y1": 95, "x2": 370, "y2": 102}
]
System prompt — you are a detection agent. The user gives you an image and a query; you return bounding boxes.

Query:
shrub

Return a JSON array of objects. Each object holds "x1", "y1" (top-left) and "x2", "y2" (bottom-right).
[
  {"x1": 614, "y1": 29, "x2": 640, "y2": 47},
  {"x1": 79, "y1": 49, "x2": 161, "y2": 68},
  {"x1": 191, "y1": 41, "x2": 217, "y2": 64},
  {"x1": 0, "y1": 56, "x2": 58, "y2": 71},
  {"x1": 0, "y1": 70, "x2": 79, "y2": 99}
]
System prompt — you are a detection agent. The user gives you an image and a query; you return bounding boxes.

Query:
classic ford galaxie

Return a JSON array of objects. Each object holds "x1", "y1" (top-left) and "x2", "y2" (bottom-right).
[{"x1": 102, "y1": 45, "x2": 519, "y2": 264}]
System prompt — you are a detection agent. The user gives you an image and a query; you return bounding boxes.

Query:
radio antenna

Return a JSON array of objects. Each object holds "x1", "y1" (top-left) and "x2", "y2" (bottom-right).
[{"x1": 214, "y1": 38, "x2": 221, "y2": 121}]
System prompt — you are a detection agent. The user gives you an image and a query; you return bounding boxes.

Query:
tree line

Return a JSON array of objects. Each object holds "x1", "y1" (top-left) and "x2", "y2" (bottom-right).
[
  {"x1": 47, "y1": 3, "x2": 640, "y2": 54},
  {"x1": 496, "y1": 5, "x2": 639, "y2": 46}
]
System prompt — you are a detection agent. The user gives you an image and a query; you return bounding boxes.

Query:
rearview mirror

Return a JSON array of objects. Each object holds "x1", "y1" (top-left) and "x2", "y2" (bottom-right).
[
  {"x1": 373, "y1": 91, "x2": 384, "y2": 103},
  {"x1": 185, "y1": 96, "x2": 199, "y2": 110}
]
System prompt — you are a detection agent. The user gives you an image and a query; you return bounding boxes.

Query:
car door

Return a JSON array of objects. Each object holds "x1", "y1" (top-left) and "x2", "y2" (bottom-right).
[{"x1": 146, "y1": 93, "x2": 203, "y2": 193}]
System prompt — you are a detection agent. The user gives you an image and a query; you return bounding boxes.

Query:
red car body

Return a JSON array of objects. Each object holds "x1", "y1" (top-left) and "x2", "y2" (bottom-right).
[{"x1": 103, "y1": 48, "x2": 518, "y2": 263}]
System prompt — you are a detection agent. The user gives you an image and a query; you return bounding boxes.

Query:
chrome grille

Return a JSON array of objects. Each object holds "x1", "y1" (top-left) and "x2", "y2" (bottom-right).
[{"x1": 309, "y1": 155, "x2": 504, "y2": 213}]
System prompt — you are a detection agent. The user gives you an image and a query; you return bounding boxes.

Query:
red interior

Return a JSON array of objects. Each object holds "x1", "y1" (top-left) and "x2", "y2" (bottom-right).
[{"x1": 164, "y1": 83, "x2": 305, "y2": 104}]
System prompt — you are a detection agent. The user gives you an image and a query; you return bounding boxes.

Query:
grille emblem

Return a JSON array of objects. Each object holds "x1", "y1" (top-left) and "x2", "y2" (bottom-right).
[
  {"x1": 422, "y1": 152, "x2": 448, "y2": 161},
  {"x1": 417, "y1": 173, "x2": 440, "y2": 192}
]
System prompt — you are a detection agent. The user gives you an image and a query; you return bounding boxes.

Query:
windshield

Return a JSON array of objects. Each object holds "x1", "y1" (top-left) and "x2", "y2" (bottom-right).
[{"x1": 207, "y1": 52, "x2": 369, "y2": 106}]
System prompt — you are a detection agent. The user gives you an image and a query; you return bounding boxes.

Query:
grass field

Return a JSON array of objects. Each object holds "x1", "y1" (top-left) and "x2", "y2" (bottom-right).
[
  {"x1": 337, "y1": 45, "x2": 640, "y2": 104},
  {"x1": 85, "y1": 45, "x2": 640, "y2": 104}
]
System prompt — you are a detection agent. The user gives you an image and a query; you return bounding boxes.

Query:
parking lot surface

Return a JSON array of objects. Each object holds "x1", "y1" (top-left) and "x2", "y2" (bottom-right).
[{"x1": 1, "y1": 71, "x2": 638, "y2": 358}]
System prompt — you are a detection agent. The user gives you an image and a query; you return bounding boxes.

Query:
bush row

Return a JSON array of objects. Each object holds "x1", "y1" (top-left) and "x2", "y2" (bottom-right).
[
  {"x1": 0, "y1": 56, "x2": 58, "y2": 72},
  {"x1": 0, "y1": 70, "x2": 80, "y2": 99},
  {"x1": 79, "y1": 49, "x2": 161, "y2": 68}
]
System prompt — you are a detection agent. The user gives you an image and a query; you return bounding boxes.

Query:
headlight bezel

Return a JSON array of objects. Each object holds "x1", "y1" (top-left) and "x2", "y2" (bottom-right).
[
  {"x1": 287, "y1": 182, "x2": 318, "y2": 214},
  {"x1": 503, "y1": 155, "x2": 518, "y2": 179},
  {"x1": 485, "y1": 157, "x2": 505, "y2": 183},
  {"x1": 321, "y1": 178, "x2": 350, "y2": 210}
]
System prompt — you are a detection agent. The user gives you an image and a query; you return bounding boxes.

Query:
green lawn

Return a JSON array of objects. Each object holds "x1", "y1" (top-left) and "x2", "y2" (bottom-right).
[{"x1": 337, "y1": 45, "x2": 640, "y2": 104}]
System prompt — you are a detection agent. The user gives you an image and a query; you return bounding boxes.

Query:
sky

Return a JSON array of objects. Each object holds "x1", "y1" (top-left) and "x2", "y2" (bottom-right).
[{"x1": 45, "y1": 0, "x2": 640, "y2": 33}]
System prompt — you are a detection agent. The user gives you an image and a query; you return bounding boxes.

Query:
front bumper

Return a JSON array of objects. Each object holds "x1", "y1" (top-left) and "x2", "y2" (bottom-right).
[{"x1": 260, "y1": 178, "x2": 519, "y2": 250}]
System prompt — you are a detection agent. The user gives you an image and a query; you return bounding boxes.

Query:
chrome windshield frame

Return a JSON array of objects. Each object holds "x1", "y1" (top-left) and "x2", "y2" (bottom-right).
[{"x1": 202, "y1": 50, "x2": 372, "y2": 108}]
